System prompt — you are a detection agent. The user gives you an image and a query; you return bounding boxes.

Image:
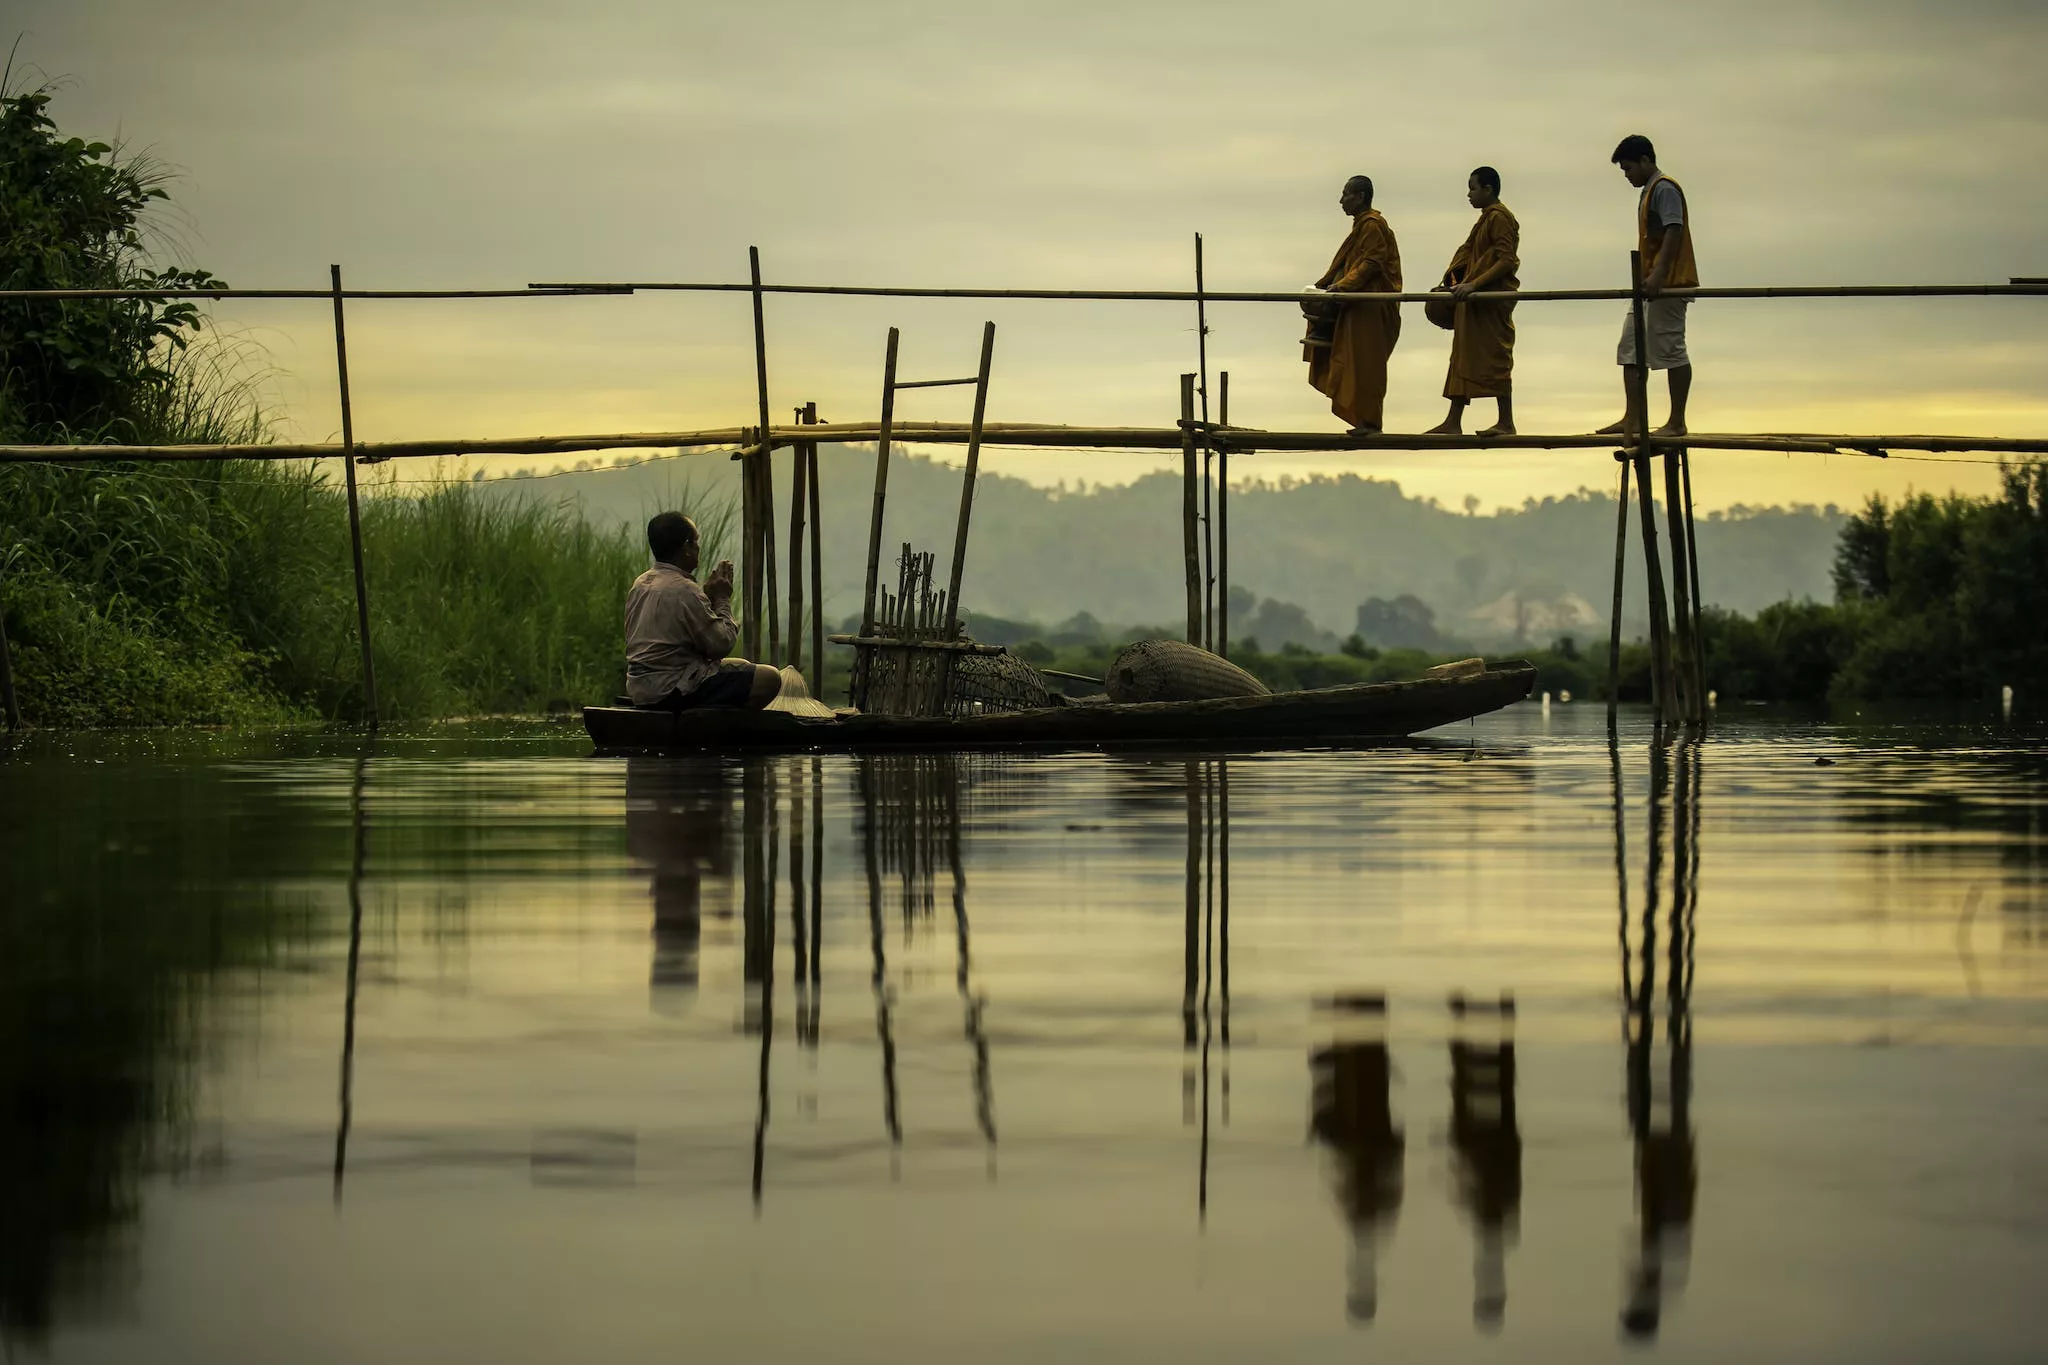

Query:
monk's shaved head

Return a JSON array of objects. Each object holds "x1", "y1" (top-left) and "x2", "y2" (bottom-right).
[{"x1": 1344, "y1": 174, "x2": 1374, "y2": 203}]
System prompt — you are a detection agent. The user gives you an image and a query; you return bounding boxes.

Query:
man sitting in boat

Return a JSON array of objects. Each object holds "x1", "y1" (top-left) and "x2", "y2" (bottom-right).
[{"x1": 624, "y1": 511, "x2": 782, "y2": 710}]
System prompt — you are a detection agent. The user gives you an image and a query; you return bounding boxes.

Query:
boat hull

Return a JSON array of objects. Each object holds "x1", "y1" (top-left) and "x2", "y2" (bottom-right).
[{"x1": 582, "y1": 663, "x2": 1537, "y2": 754}]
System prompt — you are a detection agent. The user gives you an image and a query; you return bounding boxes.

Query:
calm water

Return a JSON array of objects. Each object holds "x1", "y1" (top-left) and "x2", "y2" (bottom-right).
[{"x1": 2, "y1": 707, "x2": 2045, "y2": 1363}]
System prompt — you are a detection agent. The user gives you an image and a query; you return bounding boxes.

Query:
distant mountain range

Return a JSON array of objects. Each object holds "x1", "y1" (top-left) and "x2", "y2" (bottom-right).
[{"x1": 478, "y1": 448, "x2": 1847, "y2": 646}]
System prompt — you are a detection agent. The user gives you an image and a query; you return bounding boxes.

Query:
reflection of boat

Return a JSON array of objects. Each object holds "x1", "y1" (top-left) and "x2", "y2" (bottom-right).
[{"x1": 582, "y1": 662, "x2": 1536, "y2": 753}]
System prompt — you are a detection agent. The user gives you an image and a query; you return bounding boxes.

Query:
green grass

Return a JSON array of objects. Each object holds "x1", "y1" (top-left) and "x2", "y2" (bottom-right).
[{"x1": 1, "y1": 453, "x2": 738, "y2": 727}]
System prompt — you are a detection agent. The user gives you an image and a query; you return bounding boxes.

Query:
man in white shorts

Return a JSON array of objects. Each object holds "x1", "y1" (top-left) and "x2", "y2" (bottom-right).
[{"x1": 1598, "y1": 134, "x2": 1697, "y2": 438}]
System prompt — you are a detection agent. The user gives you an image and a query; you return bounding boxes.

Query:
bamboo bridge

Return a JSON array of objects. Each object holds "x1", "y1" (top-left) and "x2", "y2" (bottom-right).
[{"x1": 3, "y1": 257, "x2": 2044, "y2": 734}]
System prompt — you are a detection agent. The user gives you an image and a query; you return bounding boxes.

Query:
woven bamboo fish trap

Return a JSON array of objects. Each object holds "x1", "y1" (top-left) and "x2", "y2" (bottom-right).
[
  {"x1": 843, "y1": 544, "x2": 1052, "y2": 718},
  {"x1": 1105, "y1": 638, "x2": 1270, "y2": 703}
]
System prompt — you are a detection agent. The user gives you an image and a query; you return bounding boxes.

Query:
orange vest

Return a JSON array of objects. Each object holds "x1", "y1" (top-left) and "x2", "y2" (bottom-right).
[{"x1": 1636, "y1": 174, "x2": 1699, "y2": 289}]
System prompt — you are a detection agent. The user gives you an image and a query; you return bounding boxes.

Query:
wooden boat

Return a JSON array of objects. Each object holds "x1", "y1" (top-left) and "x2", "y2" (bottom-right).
[{"x1": 582, "y1": 660, "x2": 1536, "y2": 753}]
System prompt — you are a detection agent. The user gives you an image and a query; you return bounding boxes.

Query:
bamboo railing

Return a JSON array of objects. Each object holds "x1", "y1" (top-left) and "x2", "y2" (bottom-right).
[{"x1": 1, "y1": 259, "x2": 2043, "y2": 734}]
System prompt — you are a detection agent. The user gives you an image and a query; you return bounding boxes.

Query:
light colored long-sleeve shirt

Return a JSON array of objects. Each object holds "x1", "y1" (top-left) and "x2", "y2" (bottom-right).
[{"x1": 624, "y1": 563, "x2": 739, "y2": 705}]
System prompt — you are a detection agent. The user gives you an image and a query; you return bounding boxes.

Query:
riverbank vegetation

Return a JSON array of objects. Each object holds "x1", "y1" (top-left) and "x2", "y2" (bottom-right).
[{"x1": 972, "y1": 458, "x2": 2046, "y2": 713}]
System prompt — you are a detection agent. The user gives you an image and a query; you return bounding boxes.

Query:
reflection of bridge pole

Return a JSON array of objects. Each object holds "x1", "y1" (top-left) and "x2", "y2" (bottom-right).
[
  {"x1": 1219, "y1": 761, "x2": 1231, "y2": 1123},
  {"x1": 809, "y1": 757, "x2": 823, "y2": 1044},
  {"x1": 860, "y1": 760, "x2": 903, "y2": 1154},
  {"x1": 947, "y1": 768, "x2": 997, "y2": 1157},
  {"x1": 1621, "y1": 739, "x2": 1699, "y2": 1340},
  {"x1": 791, "y1": 759, "x2": 810, "y2": 1047},
  {"x1": 1182, "y1": 763, "x2": 1202, "y2": 1124},
  {"x1": 747, "y1": 764, "x2": 778, "y2": 1208},
  {"x1": 332, "y1": 753, "x2": 368, "y2": 1205},
  {"x1": 1199, "y1": 761, "x2": 1222, "y2": 1218}
]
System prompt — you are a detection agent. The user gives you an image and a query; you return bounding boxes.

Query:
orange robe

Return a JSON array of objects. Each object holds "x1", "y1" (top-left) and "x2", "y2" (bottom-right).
[
  {"x1": 1306, "y1": 209, "x2": 1402, "y2": 429},
  {"x1": 1442, "y1": 201, "x2": 1519, "y2": 400}
]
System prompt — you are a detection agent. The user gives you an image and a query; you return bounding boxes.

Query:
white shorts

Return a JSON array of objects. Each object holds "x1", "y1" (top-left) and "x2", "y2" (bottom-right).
[{"x1": 1616, "y1": 298, "x2": 1690, "y2": 369}]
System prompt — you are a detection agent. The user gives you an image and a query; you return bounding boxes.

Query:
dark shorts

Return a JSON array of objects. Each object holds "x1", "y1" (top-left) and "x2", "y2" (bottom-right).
[{"x1": 648, "y1": 662, "x2": 756, "y2": 711}]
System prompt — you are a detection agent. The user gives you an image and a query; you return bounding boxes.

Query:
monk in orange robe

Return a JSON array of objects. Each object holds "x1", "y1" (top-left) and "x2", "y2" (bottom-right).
[
  {"x1": 1305, "y1": 175, "x2": 1402, "y2": 435},
  {"x1": 1428, "y1": 166, "x2": 1520, "y2": 437}
]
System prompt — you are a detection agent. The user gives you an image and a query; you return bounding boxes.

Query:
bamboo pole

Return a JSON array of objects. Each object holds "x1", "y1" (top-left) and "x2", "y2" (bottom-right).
[
  {"x1": 760, "y1": 444, "x2": 780, "y2": 664},
  {"x1": 1218, "y1": 370, "x2": 1231, "y2": 660},
  {"x1": 740, "y1": 443, "x2": 758, "y2": 660},
  {"x1": 787, "y1": 405, "x2": 808, "y2": 672},
  {"x1": 1662, "y1": 447, "x2": 1699, "y2": 724},
  {"x1": 750, "y1": 247, "x2": 780, "y2": 664},
  {"x1": 1179, "y1": 374, "x2": 1202, "y2": 645},
  {"x1": 34, "y1": 426, "x2": 2033, "y2": 463},
  {"x1": 1681, "y1": 450, "x2": 1708, "y2": 716},
  {"x1": 0, "y1": 585, "x2": 20, "y2": 730},
  {"x1": 805, "y1": 404, "x2": 824, "y2": 695},
  {"x1": 3, "y1": 287, "x2": 630, "y2": 300},
  {"x1": 1607, "y1": 457, "x2": 1631, "y2": 727},
  {"x1": 330, "y1": 265, "x2": 380, "y2": 732},
  {"x1": 523, "y1": 280, "x2": 2048, "y2": 304},
  {"x1": 1628, "y1": 251, "x2": 1674, "y2": 726},
  {"x1": 857, "y1": 329, "x2": 903, "y2": 710},
  {"x1": 1195, "y1": 234, "x2": 1214, "y2": 652},
  {"x1": 943, "y1": 322, "x2": 997, "y2": 638},
  {"x1": 12, "y1": 279, "x2": 2048, "y2": 303}
]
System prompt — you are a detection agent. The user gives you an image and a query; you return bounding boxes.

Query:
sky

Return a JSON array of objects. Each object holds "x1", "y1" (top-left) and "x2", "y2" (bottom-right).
[{"x1": 13, "y1": 0, "x2": 2048, "y2": 509}]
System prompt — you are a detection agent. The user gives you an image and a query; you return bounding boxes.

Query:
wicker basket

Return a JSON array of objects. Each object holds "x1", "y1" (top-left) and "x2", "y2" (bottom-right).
[{"x1": 1105, "y1": 639, "x2": 1270, "y2": 704}]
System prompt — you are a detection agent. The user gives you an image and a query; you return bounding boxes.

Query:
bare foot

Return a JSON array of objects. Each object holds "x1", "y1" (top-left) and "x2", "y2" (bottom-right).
[
  {"x1": 1593, "y1": 418, "x2": 1632, "y2": 435},
  {"x1": 1423, "y1": 421, "x2": 1463, "y2": 436},
  {"x1": 1345, "y1": 424, "x2": 1382, "y2": 437},
  {"x1": 1652, "y1": 421, "x2": 1688, "y2": 438},
  {"x1": 1476, "y1": 422, "x2": 1516, "y2": 438}
]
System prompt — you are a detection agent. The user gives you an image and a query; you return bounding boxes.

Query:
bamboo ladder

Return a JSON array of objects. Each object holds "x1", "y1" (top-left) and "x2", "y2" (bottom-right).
[{"x1": 844, "y1": 322, "x2": 999, "y2": 714}]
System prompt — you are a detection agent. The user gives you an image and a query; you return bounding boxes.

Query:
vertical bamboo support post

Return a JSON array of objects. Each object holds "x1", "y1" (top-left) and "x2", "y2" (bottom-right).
[
  {"x1": 1632, "y1": 452, "x2": 1674, "y2": 728},
  {"x1": 749, "y1": 247, "x2": 779, "y2": 664},
  {"x1": 1661, "y1": 443, "x2": 1698, "y2": 723},
  {"x1": 1179, "y1": 372, "x2": 1201, "y2": 646},
  {"x1": 857, "y1": 329, "x2": 902, "y2": 708},
  {"x1": 805, "y1": 403, "x2": 824, "y2": 695},
  {"x1": 0, "y1": 580, "x2": 19, "y2": 729},
  {"x1": 1195, "y1": 234, "x2": 1214, "y2": 652},
  {"x1": 1607, "y1": 456, "x2": 1631, "y2": 727},
  {"x1": 760, "y1": 439, "x2": 780, "y2": 664},
  {"x1": 1217, "y1": 370, "x2": 1231, "y2": 660},
  {"x1": 787, "y1": 405, "x2": 808, "y2": 673},
  {"x1": 1681, "y1": 451, "x2": 1708, "y2": 718},
  {"x1": 740, "y1": 444, "x2": 758, "y2": 661},
  {"x1": 1627, "y1": 251, "x2": 1674, "y2": 727},
  {"x1": 330, "y1": 265, "x2": 379, "y2": 731},
  {"x1": 943, "y1": 322, "x2": 997, "y2": 638}
]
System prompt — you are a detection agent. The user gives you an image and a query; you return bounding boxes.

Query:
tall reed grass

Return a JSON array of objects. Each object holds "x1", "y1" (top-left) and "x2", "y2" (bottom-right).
[{"x1": 1, "y1": 449, "x2": 736, "y2": 726}]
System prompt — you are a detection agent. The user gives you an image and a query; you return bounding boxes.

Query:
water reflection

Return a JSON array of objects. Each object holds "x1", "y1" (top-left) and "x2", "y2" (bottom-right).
[
  {"x1": 333, "y1": 755, "x2": 367, "y2": 1203},
  {"x1": 625, "y1": 759, "x2": 735, "y2": 999},
  {"x1": 3, "y1": 718, "x2": 2046, "y2": 1358},
  {"x1": 0, "y1": 755, "x2": 325, "y2": 1351},
  {"x1": 1619, "y1": 740, "x2": 1700, "y2": 1340},
  {"x1": 1184, "y1": 762, "x2": 1230, "y2": 1212},
  {"x1": 1449, "y1": 991, "x2": 1521, "y2": 1329},
  {"x1": 1310, "y1": 992, "x2": 1403, "y2": 1325}
]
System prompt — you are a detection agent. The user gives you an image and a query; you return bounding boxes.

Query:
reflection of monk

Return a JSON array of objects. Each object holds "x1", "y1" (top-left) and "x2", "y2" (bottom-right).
[
  {"x1": 1448, "y1": 992, "x2": 1522, "y2": 1330},
  {"x1": 1310, "y1": 993, "x2": 1404, "y2": 1324},
  {"x1": 624, "y1": 758, "x2": 735, "y2": 998},
  {"x1": 1304, "y1": 176, "x2": 1403, "y2": 435}
]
